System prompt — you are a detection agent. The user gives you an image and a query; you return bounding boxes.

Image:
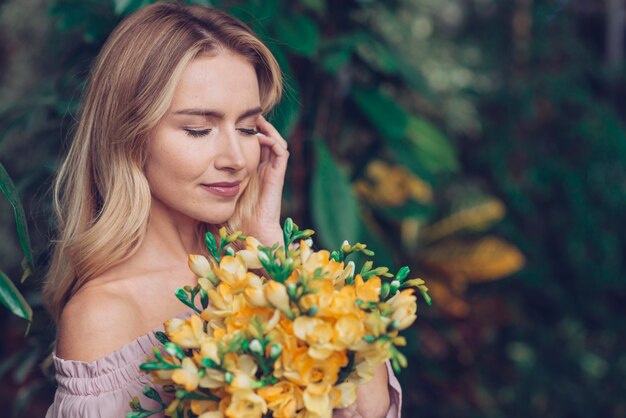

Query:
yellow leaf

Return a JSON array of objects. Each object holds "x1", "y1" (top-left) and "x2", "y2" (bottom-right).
[
  {"x1": 419, "y1": 236, "x2": 525, "y2": 283},
  {"x1": 421, "y1": 198, "x2": 506, "y2": 243}
]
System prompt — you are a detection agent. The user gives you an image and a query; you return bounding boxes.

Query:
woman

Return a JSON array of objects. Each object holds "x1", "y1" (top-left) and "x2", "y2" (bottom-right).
[{"x1": 43, "y1": 2, "x2": 401, "y2": 417}]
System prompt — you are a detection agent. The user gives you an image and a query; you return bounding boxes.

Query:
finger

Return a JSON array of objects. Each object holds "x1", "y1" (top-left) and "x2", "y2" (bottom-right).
[
  {"x1": 257, "y1": 115, "x2": 288, "y2": 149},
  {"x1": 257, "y1": 132, "x2": 289, "y2": 157}
]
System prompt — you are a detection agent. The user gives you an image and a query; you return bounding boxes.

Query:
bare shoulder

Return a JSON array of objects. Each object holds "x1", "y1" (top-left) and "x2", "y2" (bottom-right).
[{"x1": 56, "y1": 280, "x2": 143, "y2": 362}]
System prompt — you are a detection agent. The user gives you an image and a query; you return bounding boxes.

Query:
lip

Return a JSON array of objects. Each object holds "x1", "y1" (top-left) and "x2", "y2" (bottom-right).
[{"x1": 201, "y1": 181, "x2": 241, "y2": 197}]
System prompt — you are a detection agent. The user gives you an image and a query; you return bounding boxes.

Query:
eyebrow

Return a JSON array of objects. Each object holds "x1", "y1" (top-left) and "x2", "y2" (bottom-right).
[{"x1": 173, "y1": 106, "x2": 263, "y2": 123}]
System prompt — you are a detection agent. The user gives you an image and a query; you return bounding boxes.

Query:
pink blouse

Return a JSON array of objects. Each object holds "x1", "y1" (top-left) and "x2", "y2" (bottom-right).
[{"x1": 46, "y1": 317, "x2": 402, "y2": 417}]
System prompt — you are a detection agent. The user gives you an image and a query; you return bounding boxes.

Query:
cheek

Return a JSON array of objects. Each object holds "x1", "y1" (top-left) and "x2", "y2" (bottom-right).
[{"x1": 244, "y1": 139, "x2": 262, "y2": 172}]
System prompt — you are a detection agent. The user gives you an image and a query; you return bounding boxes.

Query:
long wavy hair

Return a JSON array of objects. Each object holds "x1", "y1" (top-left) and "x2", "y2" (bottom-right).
[{"x1": 43, "y1": 1, "x2": 283, "y2": 321}]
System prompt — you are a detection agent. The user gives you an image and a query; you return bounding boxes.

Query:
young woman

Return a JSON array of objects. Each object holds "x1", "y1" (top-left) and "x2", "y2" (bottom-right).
[{"x1": 43, "y1": 2, "x2": 401, "y2": 417}]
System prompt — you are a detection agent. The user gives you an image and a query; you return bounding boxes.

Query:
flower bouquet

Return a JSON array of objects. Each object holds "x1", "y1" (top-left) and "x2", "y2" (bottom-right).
[{"x1": 128, "y1": 219, "x2": 430, "y2": 418}]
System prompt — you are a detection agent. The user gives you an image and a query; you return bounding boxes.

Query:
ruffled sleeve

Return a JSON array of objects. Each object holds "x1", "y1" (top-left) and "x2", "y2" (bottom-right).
[{"x1": 46, "y1": 329, "x2": 170, "y2": 418}]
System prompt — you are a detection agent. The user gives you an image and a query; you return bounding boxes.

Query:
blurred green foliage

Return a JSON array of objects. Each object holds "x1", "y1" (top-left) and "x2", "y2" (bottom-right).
[{"x1": 0, "y1": 0, "x2": 625, "y2": 417}]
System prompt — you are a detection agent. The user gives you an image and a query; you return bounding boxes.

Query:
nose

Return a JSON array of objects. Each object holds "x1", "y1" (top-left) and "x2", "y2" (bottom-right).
[{"x1": 214, "y1": 129, "x2": 246, "y2": 171}]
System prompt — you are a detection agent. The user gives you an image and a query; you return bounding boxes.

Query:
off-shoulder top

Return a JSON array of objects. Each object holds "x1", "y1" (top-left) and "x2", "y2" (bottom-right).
[{"x1": 46, "y1": 314, "x2": 402, "y2": 417}]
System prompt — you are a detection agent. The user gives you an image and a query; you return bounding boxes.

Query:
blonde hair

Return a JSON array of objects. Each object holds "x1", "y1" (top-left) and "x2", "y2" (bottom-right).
[{"x1": 43, "y1": 1, "x2": 283, "y2": 321}]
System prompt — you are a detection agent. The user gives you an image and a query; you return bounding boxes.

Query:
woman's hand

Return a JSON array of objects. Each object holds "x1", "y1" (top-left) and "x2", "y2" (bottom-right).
[
  {"x1": 241, "y1": 115, "x2": 289, "y2": 246},
  {"x1": 333, "y1": 364, "x2": 391, "y2": 418}
]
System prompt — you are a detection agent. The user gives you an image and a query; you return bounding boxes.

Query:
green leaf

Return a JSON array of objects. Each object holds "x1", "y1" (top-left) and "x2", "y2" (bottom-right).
[
  {"x1": 301, "y1": 0, "x2": 326, "y2": 15},
  {"x1": 113, "y1": 0, "x2": 150, "y2": 16},
  {"x1": 351, "y1": 87, "x2": 409, "y2": 140},
  {"x1": 321, "y1": 48, "x2": 352, "y2": 74},
  {"x1": 113, "y1": 0, "x2": 134, "y2": 15},
  {"x1": 311, "y1": 141, "x2": 360, "y2": 249},
  {"x1": 142, "y1": 386, "x2": 164, "y2": 405},
  {"x1": 275, "y1": 13, "x2": 320, "y2": 57},
  {"x1": 0, "y1": 271, "x2": 32, "y2": 321},
  {"x1": 406, "y1": 116, "x2": 459, "y2": 174},
  {"x1": 0, "y1": 161, "x2": 34, "y2": 272}
]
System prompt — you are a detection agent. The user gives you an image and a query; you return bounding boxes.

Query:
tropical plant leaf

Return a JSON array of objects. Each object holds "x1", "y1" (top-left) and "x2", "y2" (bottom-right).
[
  {"x1": 0, "y1": 161, "x2": 34, "y2": 272},
  {"x1": 0, "y1": 271, "x2": 32, "y2": 321},
  {"x1": 351, "y1": 86, "x2": 408, "y2": 141},
  {"x1": 275, "y1": 12, "x2": 320, "y2": 57},
  {"x1": 419, "y1": 236, "x2": 525, "y2": 283},
  {"x1": 406, "y1": 116, "x2": 459, "y2": 174},
  {"x1": 311, "y1": 140, "x2": 360, "y2": 249},
  {"x1": 113, "y1": 0, "x2": 150, "y2": 16}
]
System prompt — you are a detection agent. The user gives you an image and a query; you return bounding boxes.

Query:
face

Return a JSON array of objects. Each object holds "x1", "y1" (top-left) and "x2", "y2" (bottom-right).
[{"x1": 145, "y1": 50, "x2": 262, "y2": 225}]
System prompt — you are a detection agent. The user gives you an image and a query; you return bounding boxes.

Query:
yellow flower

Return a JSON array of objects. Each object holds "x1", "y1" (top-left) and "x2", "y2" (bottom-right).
[
  {"x1": 229, "y1": 355, "x2": 260, "y2": 389},
  {"x1": 303, "y1": 382, "x2": 332, "y2": 418},
  {"x1": 354, "y1": 339, "x2": 393, "y2": 366},
  {"x1": 198, "y1": 411, "x2": 224, "y2": 418},
  {"x1": 362, "y1": 310, "x2": 391, "y2": 337},
  {"x1": 191, "y1": 399, "x2": 219, "y2": 416},
  {"x1": 333, "y1": 314, "x2": 365, "y2": 348},
  {"x1": 330, "y1": 381, "x2": 357, "y2": 409},
  {"x1": 245, "y1": 308, "x2": 280, "y2": 339},
  {"x1": 264, "y1": 281, "x2": 292, "y2": 316},
  {"x1": 166, "y1": 314, "x2": 206, "y2": 349},
  {"x1": 243, "y1": 276, "x2": 270, "y2": 308},
  {"x1": 237, "y1": 236, "x2": 264, "y2": 269},
  {"x1": 214, "y1": 255, "x2": 253, "y2": 294},
  {"x1": 199, "y1": 339, "x2": 219, "y2": 364},
  {"x1": 224, "y1": 388, "x2": 267, "y2": 418},
  {"x1": 388, "y1": 289, "x2": 417, "y2": 330},
  {"x1": 172, "y1": 357, "x2": 200, "y2": 391},
  {"x1": 355, "y1": 274, "x2": 381, "y2": 303},
  {"x1": 188, "y1": 254, "x2": 214, "y2": 279},
  {"x1": 257, "y1": 381, "x2": 303, "y2": 418},
  {"x1": 203, "y1": 284, "x2": 244, "y2": 317},
  {"x1": 348, "y1": 359, "x2": 374, "y2": 383},
  {"x1": 293, "y1": 316, "x2": 336, "y2": 360},
  {"x1": 326, "y1": 285, "x2": 357, "y2": 317}
]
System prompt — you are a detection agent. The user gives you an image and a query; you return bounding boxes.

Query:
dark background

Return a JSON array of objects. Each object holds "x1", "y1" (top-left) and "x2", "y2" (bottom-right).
[{"x1": 1, "y1": 0, "x2": 625, "y2": 416}]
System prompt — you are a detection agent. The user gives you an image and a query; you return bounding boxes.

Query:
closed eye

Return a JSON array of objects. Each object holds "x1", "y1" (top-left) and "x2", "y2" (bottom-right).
[
  {"x1": 184, "y1": 128, "x2": 212, "y2": 137},
  {"x1": 238, "y1": 128, "x2": 259, "y2": 135}
]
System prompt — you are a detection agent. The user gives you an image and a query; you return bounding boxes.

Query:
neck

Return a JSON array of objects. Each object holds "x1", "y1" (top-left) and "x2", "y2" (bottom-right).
[{"x1": 132, "y1": 197, "x2": 207, "y2": 272}]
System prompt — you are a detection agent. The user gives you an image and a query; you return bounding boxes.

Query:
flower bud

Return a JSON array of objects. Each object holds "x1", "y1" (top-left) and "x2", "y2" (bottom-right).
[
  {"x1": 269, "y1": 343, "x2": 282, "y2": 360},
  {"x1": 264, "y1": 281, "x2": 291, "y2": 315},
  {"x1": 224, "y1": 371, "x2": 233, "y2": 384},
  {"x1": 188, "y1": 255, "x2": 212, "y2": 278},
  {"x1": 249, "y1": 339, "x2": 263, "y2": 355}
]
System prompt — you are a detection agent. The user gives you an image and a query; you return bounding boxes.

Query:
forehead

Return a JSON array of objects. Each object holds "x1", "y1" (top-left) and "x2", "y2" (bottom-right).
[{"x1": 170, "y1": 51, "x2": 260, "y2": 111}]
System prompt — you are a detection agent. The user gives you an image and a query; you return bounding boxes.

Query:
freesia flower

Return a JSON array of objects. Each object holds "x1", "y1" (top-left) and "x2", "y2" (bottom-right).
[
  {"x1": 303, "y1": 382, "x2": 333, "y2": 418},
  {"x1": 388, "y1": 288, "x2": 418, "y2": 330},
  {"x1": 190, "y1": 399, "x2": 219, "y2": 416},
  {"x1": 355, "y1": 274, "x2": 381, "y2": 303},
  {"x1": 172, "y1": 358, "x2": 200, "y2": 391},
  {"x1": 236, "y1": 236, "x2": 263, "y2": 269},
  {"x1": 224, "y1": 388, "x2": 267, "y2": 418},
  {"x1": 264, "y1": 281, "x2": 292, "y2": 316},
  {"x1": 214, "y1": 255, "x2": 254, "y2": 294},
  {"x1": 188, "y1": 254, "x2": 213, "y2": 278},
  {"x1": 133, "y1": 220, "x2": 430, "y2": 418},
  {"x1": 331, "y1": 381, "x2": 357, "y2": 409},
  {"x1": 166, "y1": 314, "x2": 205, "y2": 349},
  {"x1": 243, "y1": 275, "x2": 269, "y2": 307},
  {"x1": 293, "y1": 316, "x2": 337, "y2": 360},
  {"x1": 258, "y1": 381, "x2": 303, "y2": 418},
  {"x1": 333, "y1": 314, "x2": 365, "y2": 348}
]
